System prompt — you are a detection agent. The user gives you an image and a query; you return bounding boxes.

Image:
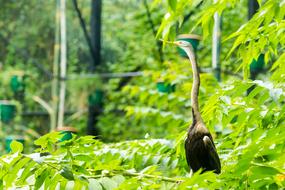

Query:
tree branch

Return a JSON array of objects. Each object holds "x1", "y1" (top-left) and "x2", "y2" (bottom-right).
[
  {"x1": 72, "y1": 0, "x2": 96, "y2": 64},
  {"x1": 142, "y1": 0, "x2": 164, "y2": 63}
]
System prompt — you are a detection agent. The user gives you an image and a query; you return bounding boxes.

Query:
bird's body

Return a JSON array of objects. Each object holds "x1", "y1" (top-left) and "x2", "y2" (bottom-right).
[
  {"x1": 172, "y1": 39, "x2": 221, "y2": 174},
  {"x1": 185, "y1": 121, "x2": 221, "y2": 174}
]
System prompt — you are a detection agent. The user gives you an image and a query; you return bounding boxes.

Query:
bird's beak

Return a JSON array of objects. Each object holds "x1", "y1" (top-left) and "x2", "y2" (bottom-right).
[
  {"x1": 159, "y1": 39, "x2": 179, "y2": 46},
  {"x1": 172, "y1": 41, "x2": 180, "y2": 46}
]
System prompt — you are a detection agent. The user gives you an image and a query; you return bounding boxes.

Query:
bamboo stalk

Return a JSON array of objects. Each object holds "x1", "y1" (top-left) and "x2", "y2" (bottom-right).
[
  {"x1": 51, "y1": 0, "x2": 60, "y2": 132},
  {"x1": 57, "y1": 0, "x2": 67, "y2": 129},
  {"x1": 212, "y1": 0, "x2": 222, "y2": 82}
]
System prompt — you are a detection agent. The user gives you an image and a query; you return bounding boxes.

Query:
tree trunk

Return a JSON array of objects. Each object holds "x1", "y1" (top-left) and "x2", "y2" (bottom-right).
[
  {"x1": 87, "y1": 105, "x2": 101, "y2": 137},
  {"x1": 90, "y1": 0, "x2": 102, "y2": 71},
  {"x1": 248, "y1": 0, "x2": 259, "y2": 19},
  {"x1": 87, "y1": 0, "x2": 102, "y2": 136}
]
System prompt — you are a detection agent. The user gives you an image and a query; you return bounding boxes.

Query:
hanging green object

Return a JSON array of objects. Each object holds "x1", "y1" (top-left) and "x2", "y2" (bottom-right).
[
  {"x1": 0, "y1": 101, "x2": 16, "y2": 123},
  {"x1": 5, "y1": 136, "x2": 25, "y2": 153},
  {"x1": 88, "y1": 90, "x2": 104, "y2": 106},
  {"x1": 60, "y1": 131, "x2": 73, "y2": 141},
  {"x1": 250, "y1": 54, "x2": 265, "y2": 73},
  {"x1": 58, "y1": 127, "x2": 77, "y2": 142},
  {"x1": 177, "y1": 34, "x2": 202, "y2": 57},
  {"x1": 156, "y1": 82, "x2": 175, "y2": 93},
  {"x1": 10, "y1": 75, "x2": 25, "y2": 93}
]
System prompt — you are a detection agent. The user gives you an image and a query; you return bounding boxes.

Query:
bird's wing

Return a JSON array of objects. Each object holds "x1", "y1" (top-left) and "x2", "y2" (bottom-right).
[
  {"x1": 203, "y1": 136, "x2": 221, "y2": 173},
  {"x1": 184, "y1": 138, "x2": 192, "y2": 167}
]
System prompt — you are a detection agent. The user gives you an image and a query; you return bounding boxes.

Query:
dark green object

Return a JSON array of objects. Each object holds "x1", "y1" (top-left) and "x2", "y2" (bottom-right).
[
  {"x1": 177, "y1": 34, "x2": 202, "y2": 57},
  {"x1": 156, "y1": 82, "x2": 175, "y2": 93},
  {"x1": 250, "y1": 54, "x2": 265, "y2": 73},
  {"x1": 88, "y1": 90, "x2": 104, "y2": 106},
  {"x1": 60, "y1": 131, "x2": 73, "y2": 141},
  {"x1": 58, "y1": 127, "x2": 77, "y2": 142},
  {"x1": 0, "y1": 101, "x2": 16, "y2": 123},
  {"x1": 10, "y1": 75, "x2": 25, "y2": 93},
  {"x1": 5, "y1": 136, "x2": 24, "y2": 152},
  {"x1": 230, "y1": 115, "x2": 238, "y2": 124}
]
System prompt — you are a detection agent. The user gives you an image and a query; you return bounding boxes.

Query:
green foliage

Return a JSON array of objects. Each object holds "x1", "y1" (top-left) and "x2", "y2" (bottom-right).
[
  {"x1": 95, "y1": 0, "x2": 284, "y2": 188},
  {"x1": 0, "y1": 112, "x2": 284, "y2": 189},
  {"x1": 158, "y1": 0, "x2": 284, "y2": 77},
  {"x1": 0, "y1": 134, "x2": 181, "y2": 189}
]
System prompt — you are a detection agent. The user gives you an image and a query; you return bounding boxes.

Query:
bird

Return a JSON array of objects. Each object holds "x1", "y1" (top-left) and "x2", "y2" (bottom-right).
[{"x1": 173, "y1": 40, "x2": 221, "y2": 174}]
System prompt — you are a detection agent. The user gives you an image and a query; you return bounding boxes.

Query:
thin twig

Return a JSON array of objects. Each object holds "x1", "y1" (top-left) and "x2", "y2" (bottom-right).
[{"x1": 72, "y1": 0, "x2": 96, "y2": 63}]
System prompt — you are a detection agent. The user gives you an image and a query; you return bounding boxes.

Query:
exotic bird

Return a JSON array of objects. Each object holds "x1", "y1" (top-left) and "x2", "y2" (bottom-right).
[{"x1": 173, "y1": 40, "x2": 221, "y2": 174}]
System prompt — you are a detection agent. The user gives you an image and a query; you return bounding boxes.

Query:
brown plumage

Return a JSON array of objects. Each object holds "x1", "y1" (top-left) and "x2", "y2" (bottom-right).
[
  {"x1": 174, "y1": 40, "x2": 221, "y2": 174},
  {"x1": 185, "y1": 119, "x2": 221, "y2": 174}
]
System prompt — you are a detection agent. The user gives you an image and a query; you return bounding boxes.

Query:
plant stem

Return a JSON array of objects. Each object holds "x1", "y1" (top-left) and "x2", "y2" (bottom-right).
[{"x1": 88, "y1": 169, "x2": 184, "y2": 183}]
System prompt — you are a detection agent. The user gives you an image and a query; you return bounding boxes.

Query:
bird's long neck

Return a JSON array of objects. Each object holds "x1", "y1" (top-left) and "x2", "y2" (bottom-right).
[{"x1": 185, "y1": 46, "x2": 202, "y2": 123}]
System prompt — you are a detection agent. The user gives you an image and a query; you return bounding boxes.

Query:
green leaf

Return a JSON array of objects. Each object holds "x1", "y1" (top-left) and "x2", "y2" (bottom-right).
[
  {"x1": 60, "y1": 180, "x2": 67, "y2": 190},
  {"x1": 140, "y1": 165, "x2": 157, "y2": 174},
  {"x1": 4, "y1": 156, "x2": 28, "y2": 187},
  {"x1": 35, "y1": 168, "x2": 49, "y2": 189},
  {"x1": 249, "y1": 165, "x2": 281, "y2": 181},
  {"x1": 60, "y1": 167, "x2": 74, "y2": 180},
  {"x1": 111, "y1": 175, "x2": 125, "y2": 185},
  {"x1": 167, "y1": 0, "x2": 177, "y2": 11},
  {"x1": 44, "y1": 170, "x2": 56, "y2": 190},
  {"x1": 98, "y1": 177, "x2": 118, "y2": 190},
  {"x1": 74, "y1": 180, "x2": 85, "y2": 190},
  {"x1": 74, "y1": 154, "x2": 93, "y2": 162},
  {"x1": 10, "y1": 140, "x2": 23, "y2": 153},
  {"x1": 88, "y1": 179, "x2": 103, "y2": 190},
  {"x1": 73, "y1": 165, "x2": 90, "y2": 175},
  {"x1": 47, "y1": 173, "x2": 61, "y2": 190}
]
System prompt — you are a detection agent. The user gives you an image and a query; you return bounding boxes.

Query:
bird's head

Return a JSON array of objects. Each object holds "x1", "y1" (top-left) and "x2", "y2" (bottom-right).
[
  {"x1": 173, "y1": 40, "x2": 195, "y2": 57},
  {"x1": 160, "y1": 39, "x2": 193, "y2": 53},
  {"x1": 173, "y1": 40, "x2": 192, "y2": 48}
]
